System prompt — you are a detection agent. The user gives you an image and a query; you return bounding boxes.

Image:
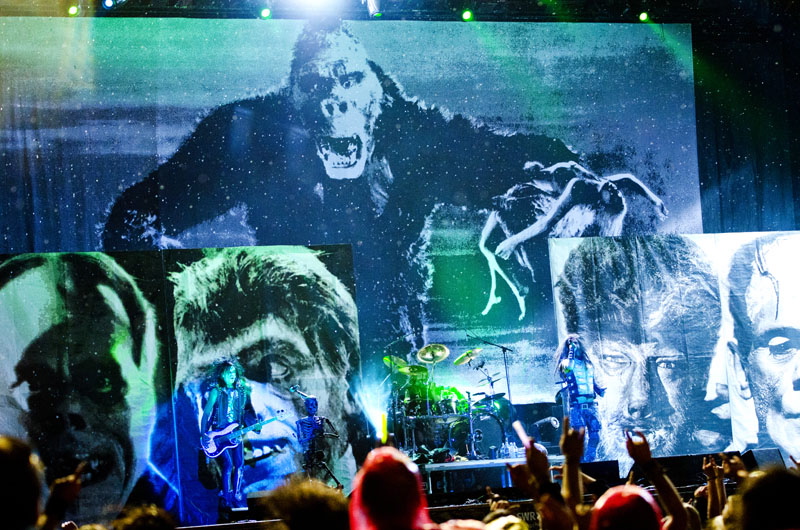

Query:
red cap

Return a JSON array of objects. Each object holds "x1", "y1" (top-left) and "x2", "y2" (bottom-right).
[
  {"x1": 590, "y1": 484, "x2": 663, "y2": 530},
  {"x1": 349, "y1": 447, "x2": 434, "y2": 530}
]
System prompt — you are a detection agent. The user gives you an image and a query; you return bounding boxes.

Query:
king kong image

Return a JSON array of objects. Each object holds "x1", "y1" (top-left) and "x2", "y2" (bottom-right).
[{"x1": 102, "y1": 19, "x2": 669, "y2": 364}]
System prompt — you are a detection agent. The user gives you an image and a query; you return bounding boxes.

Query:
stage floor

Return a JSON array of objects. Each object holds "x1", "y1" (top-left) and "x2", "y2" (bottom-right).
[{"x1": 420, "y1": 455, "x2": 566, "y2": 494}]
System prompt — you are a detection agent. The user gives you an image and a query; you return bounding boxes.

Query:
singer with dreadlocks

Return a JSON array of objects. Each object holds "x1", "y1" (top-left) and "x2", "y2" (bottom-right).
[{"x1": 556, "y1": 335, "x2": 605, "y2": 462}]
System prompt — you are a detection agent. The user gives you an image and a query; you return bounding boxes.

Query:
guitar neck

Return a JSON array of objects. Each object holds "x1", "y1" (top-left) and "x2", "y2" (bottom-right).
[{"x1": 228, "y1": 416, "x2": 278, "y2": 441}]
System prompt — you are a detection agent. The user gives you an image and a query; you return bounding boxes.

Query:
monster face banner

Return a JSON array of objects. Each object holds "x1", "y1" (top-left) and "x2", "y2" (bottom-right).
[
  {"x1": 0, "y1": 245, "x2": 364, "y2": 525},
  {"x1": 549, "y1": 232, "x2": 800, "y2": 469}
]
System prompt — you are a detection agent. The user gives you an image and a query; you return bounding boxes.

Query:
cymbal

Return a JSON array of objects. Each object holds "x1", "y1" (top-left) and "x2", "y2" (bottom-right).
[
  {"x1": 399, "y1": 365, "x2": 428, "y2": 376},
  {"x1": 453, "y1": 348, "x2": 482, "y2": 366},
  {"x1": 417, "y1": 344, "x2": 450, "y2": 364},
  {"x1": 383, "y1": 355, "x2": 408, "y2": 370},
  {"x1": 476, "y1": 393, "x2": 505, "y2": 403}
]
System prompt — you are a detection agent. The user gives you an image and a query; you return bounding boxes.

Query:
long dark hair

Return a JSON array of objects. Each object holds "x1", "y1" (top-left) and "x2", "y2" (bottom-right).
[
  {"x1": 554, "y1": 334, "x2": 591, "y2": 378},
  {"x1": 215, "y1": 360, "x2": 244, "y2": 390}
]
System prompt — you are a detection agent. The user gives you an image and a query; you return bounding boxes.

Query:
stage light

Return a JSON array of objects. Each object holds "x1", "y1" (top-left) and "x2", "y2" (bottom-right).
[
  {"x1": 364, "y1": 0, "x2": 381, "y2": 18},
  {"x1": 259, "y1": 7, "x2": 271, "y2": 18},
  {"x1": 461, "y1": 9, "x2": 473, "y2": 21},
  {"x1": 103, "y1": 0, "x2": 113, "y2": 7},
  {"x1": 353, "y1": 381, "x2": 390, "y2": 440},
  {"x1": 639, "y1": 11, "x2": 649, "y2": 21},
  {"x1": 67, "y1": 4, "x2": 80, "y2": 15}
]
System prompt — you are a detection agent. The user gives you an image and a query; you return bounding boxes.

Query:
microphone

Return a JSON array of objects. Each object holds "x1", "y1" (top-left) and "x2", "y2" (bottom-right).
[{"x1": 289, "y1": 384, "x2": 313, "y2": 400}]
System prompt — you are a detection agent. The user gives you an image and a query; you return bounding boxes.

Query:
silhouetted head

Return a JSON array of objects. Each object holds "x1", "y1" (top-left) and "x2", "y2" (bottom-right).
[
  {"x1": 0, "y1": 435, "x2": 43, "y2": 530},
  {"x1": 350, "y1": 446, "x2": 432, "y2": 530},
  {"x1": 589, "y1": 484, "x2": 663, "y2": 530}
]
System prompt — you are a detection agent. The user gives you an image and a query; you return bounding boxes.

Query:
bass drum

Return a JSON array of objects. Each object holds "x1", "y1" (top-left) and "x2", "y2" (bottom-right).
[
  {"x1": 447, "y1": 414, "x2": 505, "y2": 457},
  {"x1": 473, "y1": 397, "x2": 513, "y2": 426}
]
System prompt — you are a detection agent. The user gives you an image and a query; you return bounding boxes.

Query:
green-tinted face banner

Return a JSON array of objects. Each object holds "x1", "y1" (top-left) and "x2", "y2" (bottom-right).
[{"x1": 0, "y1": 245, "x2": 363, "y2": 525}]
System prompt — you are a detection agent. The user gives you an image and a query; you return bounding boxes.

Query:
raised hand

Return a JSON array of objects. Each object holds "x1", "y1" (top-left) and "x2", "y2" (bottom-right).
[
  {"x1": 720, "y1": 453, "x2": 747, "y2": 481},
  {"x1": 560, "y1": 416, "x2": 585, "y2": 462},
  {"x1": 625, "y1": 430, "x2": 652, "y2": 465},
  {"x1": 506, "y1": 461, "x2": 538, "y2": 497},
  {"x1": 702, "y1": 455, "x2": 719, "y2": 480},
  {"x1": 525, "y1": 441, "x2": 552, "y2": 485}
]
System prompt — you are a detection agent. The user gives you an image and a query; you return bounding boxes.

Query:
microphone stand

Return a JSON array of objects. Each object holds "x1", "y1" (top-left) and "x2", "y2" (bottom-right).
[{"x1": 467, "y1": 332, "x2": 514, "y2": 405}]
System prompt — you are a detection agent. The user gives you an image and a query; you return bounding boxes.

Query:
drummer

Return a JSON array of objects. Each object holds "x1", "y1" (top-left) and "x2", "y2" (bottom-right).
[{"x1": 399, "y1": 365, "x2": 431, "y2": 416}]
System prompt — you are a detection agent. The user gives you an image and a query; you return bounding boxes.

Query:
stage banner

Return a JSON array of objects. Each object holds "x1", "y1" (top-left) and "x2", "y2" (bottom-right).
[
  {"x1": 0, "y1": 245, "x2": 366, "y2": 526},
  {"x1": 550, "y1": 232, "x2": 800, "y2": 469}
]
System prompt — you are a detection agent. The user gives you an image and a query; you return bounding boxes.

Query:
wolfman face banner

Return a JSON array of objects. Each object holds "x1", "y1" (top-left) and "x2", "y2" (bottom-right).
[{"x1": 550, "y1": 232, "x2": 800, "y2": 468}]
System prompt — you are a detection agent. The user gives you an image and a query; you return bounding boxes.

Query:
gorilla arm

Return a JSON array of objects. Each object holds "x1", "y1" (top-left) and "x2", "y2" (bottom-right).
[
  {"x1": 102, "y1": 104, "x2": 235, "y2": 250},
  {"x1": 102, "y1": 96, "x2": 296, "y2": 251},
  {"x1": 372, "y1": 90, "x2": 582, "y2": 210}
]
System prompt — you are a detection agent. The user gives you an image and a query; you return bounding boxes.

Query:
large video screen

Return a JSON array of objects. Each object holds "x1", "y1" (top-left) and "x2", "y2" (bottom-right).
[{"x1": 1, "y1": 17, "x2": 700, "y2": 400}]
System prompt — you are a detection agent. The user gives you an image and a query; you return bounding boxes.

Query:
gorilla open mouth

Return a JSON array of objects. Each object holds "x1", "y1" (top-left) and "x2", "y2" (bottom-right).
[
  {"x1": 317, "y1": 135, "x2": 362, "y2": 169},
  {"x1": 48, "y1": 451, "x2": 117, "y2": 488}
]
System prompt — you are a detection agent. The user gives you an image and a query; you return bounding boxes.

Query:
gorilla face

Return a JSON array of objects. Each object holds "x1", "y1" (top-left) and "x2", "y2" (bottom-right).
[
  {"x1": 0, "y1": 264, "x2": 156, "y2": 524},
  {"x1": 290, "y1": 30, "x2": 383, "y2": 181}
]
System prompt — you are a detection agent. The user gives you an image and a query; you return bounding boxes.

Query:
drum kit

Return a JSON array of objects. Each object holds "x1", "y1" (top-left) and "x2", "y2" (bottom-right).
[{"x1": 384, "y1": 344, "x2": 512, "y2": 460}]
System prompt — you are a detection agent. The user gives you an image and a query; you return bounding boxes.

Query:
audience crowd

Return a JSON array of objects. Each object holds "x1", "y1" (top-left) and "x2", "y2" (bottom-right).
[{"x1": 2, "y1": 423, "x2": 799, "y2": 530}]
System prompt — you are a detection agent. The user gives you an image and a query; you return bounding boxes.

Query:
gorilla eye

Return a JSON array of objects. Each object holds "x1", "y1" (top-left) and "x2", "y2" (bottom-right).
[
  {"x1": 298, "y1": 73, "x2": 331, "y2": 94},
  {"x1": 340, "y1": 72, "x2": 364, "y2": 89}
]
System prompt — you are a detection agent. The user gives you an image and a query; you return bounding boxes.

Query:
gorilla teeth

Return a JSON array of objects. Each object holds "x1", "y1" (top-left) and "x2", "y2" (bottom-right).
[{"x1": 318, "y1": 135, "x2": 362, "y2": 168}]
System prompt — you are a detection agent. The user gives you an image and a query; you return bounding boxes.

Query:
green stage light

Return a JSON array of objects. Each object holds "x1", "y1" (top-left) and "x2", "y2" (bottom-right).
[
  {"x1": 639, "y1": 11, "x2": 649, "y2": 21},
  {"x1": 461, "y1": 9, "x2": 473, "y2": 21},
  {"x1": 372, "y1": 11, "x2": 382, "y2": 16},
  {"x1": 67, "y1": 4, "x2": 80, "y2": 15},
  {"x1": 259, "y1": 7, "x2": 271, "y2": 18}
]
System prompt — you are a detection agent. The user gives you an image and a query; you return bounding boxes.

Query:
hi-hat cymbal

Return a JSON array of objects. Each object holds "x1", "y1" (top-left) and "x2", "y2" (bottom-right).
[
  {"x1": 399, "y1": 365, "x2": 428, "y2": 377},
  {"x1": 417, "y1": 344, "x2": 450, "y2": 364},
  {"x1": 453, "y1": 348, "x2": 482, "y2": 366},
  {"x1": 383, "y1": 355, "x2": 408, "y2": 370}
]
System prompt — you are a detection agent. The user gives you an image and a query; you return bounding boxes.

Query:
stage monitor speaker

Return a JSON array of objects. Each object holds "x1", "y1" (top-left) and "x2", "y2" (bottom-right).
[
  {"x1": 627, "y1": 452, "x2": 739, "y2": 490},
  {"x1": 426, "y1": 463, "x2": 510, "y2": 494},
  {"x1": 581, "y1": 460, "x2": 622, "y2": 488},
  {"x1": 741, "y1": 448, "x2": 785, "y2": 471}
]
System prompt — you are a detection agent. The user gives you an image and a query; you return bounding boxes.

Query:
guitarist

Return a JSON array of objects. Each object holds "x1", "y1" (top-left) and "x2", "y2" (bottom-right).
[{"x1": 201, "y1": 361, "x2": 259, "y2": 509}]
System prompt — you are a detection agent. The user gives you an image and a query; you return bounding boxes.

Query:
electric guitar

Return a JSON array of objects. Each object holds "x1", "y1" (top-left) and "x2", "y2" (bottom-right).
[{"x1": 201, "y1": 410, "x2": 287, "y2": 458}]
